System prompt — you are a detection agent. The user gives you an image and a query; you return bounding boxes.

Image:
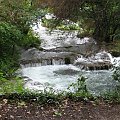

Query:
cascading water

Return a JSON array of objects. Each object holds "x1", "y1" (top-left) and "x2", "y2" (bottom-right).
[
  {"x1": 21, "y1": 14, "x2": 120, "y2": 96},
  {"x1": 32, "y1": 18, "x2": 91, "y2": 49},
  {"x1": 74, "y1": 51, "x2": 115, "y2": 70}
]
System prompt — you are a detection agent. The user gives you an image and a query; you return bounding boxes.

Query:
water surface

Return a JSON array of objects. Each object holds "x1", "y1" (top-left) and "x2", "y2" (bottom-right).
[{"x1": 22, "y1": 65, "x2": 118, "y2": 95}]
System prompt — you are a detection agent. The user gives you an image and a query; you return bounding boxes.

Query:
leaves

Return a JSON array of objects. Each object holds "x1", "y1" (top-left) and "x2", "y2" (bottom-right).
[{"x1": 113, "y1": 65, "x2": 120, "y2": 81}]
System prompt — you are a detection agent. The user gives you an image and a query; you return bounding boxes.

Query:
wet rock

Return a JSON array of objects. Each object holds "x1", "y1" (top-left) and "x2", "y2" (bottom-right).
[
  {"x1": 21, "y1": 76, "x2": 29, "y2": 79},
  {"x1": 46, "y1": 43, "x2": 99, "y2": 55},
  {"x1": 21, "y1": 76, "x2": 32, "y2": 83},
  {"x1": 20, "y1": 50, "x2": 78, "y2": 67},
  {"x1": 20, "y1": 38, "x2": 99, "y2": 67},
  {"x1": 33, "y1": 82, "x2": 43, "y2": 86},
  {"x1": 75, "y1": 60, "x2": 112, "y2": 70},
  {"x1": 75, "y1": 52, "x2": 113, "y2": 70},
  {"x1": 94, "y1": 52, "x2": 112, "y2": 61},
  {"x1": 53, "y1": 69, "x2": 80, "y2": 75}
]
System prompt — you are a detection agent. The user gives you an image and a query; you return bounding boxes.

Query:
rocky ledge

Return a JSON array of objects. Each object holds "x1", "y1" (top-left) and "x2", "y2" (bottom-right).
[{"x1": 74, "y1": 51, "x2": 113, "y2": 70}]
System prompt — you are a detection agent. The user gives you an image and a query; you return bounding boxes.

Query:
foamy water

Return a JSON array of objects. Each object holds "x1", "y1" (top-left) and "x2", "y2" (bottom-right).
[
  {"x1": 22, "y1": 15, "x2": 120, "y2": 95},
  {"x1": 32, "y1": 20, "x2": 90, "y2": 49},
  {"x1": 21, "y1": 64, "x2": 119, "y2": 95}
]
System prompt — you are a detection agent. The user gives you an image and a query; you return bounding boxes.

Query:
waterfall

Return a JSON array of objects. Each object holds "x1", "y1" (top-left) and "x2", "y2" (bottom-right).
[
  {"x1": 20, "y1": 13, "x2": 120, "y2": 95},
  {"x1": 32, "y1": 16, "x2": 92, "y2": 50},
  {"x1": 52, "y1": 58, "x2": 65, "y2": 65},
  {"x1": 74, "y1": 51, "x2": 115, "y2": 70},
  {"x1": 21, "y1": 57, "x2": 73, "y2": 68},
  {"x1": 105, "y1": 51, "x2": 120, "y2": 66}
]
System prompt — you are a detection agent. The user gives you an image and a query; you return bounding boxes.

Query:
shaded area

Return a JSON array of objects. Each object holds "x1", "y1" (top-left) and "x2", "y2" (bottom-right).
[
  {"x1": 0, "y1": 100, "x2": 120, "y2": 120},
  {"x1": 65, "y1": 57, "x2": 71, "y2": 64}
]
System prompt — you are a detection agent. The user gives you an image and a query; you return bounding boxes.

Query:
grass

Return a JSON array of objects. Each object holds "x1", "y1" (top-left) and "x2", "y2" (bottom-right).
[{"x1": 0, "y1": 77, "x2": 24, "y2": 95}]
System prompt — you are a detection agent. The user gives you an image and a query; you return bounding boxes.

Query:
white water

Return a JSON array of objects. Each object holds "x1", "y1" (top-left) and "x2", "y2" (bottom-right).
[
  {"x1": 21, "y1": 48, "x2": 120, "y2": 95},
  {"x1": 21, "y1": 64, "x2": 119, "y2": 95},
  {"x1": 22, "y1": 65, "x2": 80, "y2": 91},
  {"x1": 112, "y1": 57, "x2": 120, "y2": 67},
  {"x1": 21, "y1": 14, "x2": 120, "y2": 95},
  {"x1": 32, "y1": 20, "x2": 92, "y2": 49},
  {"x1": 75, "y1": 51, "x2": 120, "y2": 66}
]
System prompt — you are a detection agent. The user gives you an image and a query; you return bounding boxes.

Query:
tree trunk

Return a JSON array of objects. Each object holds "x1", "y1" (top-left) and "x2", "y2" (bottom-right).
[{"x1": 93, "y1": 18, "x2": 111, "y2": 43}]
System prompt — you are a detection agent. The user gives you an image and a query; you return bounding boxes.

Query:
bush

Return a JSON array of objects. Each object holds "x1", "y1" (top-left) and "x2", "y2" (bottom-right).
[
  {"x1": 22, "y1": 30, "x2": 41, "y2": 49},
  {"x1": 0, "y1": 89, "x2": 65, "y2": 105},
  {"x1": 113, "y1": 65, "x2": 120, "y2": 81},
  {"x1": 0, "y1": 21, "x2": 41, "y2": 85},
  {"x1": 103, "y1": 64, "x2": 120, "y2": 103},
  {"x1": 103, "y1": 87, "x2": 120, "y2": 103},
  {"x1": 0, "y1": 77, "x2": 24, "y2": 95},
  {"x1": 0, "y1": 76, "x2": 93, "y2": 104},
  {"x1": 42, "y1": 17, "x2": 80, "y2": 30},
  {"x1": 67, "y1": 76, "x2": 93, "y2": 101},
  {"x1": 0, "y1": 22, "x2": 23, "y2": 58}
]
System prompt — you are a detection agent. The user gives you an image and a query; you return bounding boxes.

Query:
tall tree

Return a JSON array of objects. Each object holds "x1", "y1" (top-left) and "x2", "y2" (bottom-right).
[{"x1": 45, "y1": 0, "x2": 120, "y2": 42}]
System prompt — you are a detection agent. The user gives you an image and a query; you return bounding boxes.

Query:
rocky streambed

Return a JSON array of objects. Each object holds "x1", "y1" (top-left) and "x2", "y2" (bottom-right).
[
  {"x1": 20, "y1": 41, "x2": 120, "y2": 96},
  {"x1": 19, "y1": 19, "x2": 120, "y2": 96}
]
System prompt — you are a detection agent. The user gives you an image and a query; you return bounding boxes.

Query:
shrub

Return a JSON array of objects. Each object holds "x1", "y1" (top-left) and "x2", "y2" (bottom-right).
[
  {"x1": 67, "y1": 76, "x2": 93, "y2": 101},
  {"x1": 113, "y1": 65, "x2": 120, "y2": 81},
  {"x1": 22, "y1": 30, "x2": 41, "y2": 49},
  {"x1": 103, "y1": 87, "x2": 120, "y2": 103},
  {"x1": 0, "y1": 77, "x2": 24, "y2": 95}
]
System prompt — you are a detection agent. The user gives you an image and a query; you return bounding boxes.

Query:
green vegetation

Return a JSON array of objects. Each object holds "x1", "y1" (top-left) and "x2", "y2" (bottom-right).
[
  {"x1": 108, "y1": 40, "x2": 120, "y2": 56},
  {"x1": 42, "y1": 17, "x2": 80, "y2": 30},
  {"x1": 0, "y1": 0, "x2": 42, "y2": 99},
  {"x1": 67, "y1": 76, "x2": 93, "y2": 101},
  {"x1": 103, "y1": 87, "x2": 120, "y2": 103},
  {"x1": 0, "y1": 0, "x2": 120, "y2": 105},
  {"x1": 1, "y1": 74, "x2": 120, "y2": 104},
  {"x1": 0, "y1": 76, "x2": 24, "y2": 94},
  {"x1": 102, "y1": 64, "x2": 120, "y2": 103},
  {"x1": 0, "y1": 0, "x2": 41, "y2": 80},
  {"x1": 46, "y1": 0, "x2": 120, "y2": 42},
  {"x1": 0, "y1": 76, "x2": 93, "y2": 104},
  {"x1": 113, "y1": 66, "x2": 120, "y2": 81},
  {"x1": 0, "y1": 89, "x2": 64, "y2": 105}
]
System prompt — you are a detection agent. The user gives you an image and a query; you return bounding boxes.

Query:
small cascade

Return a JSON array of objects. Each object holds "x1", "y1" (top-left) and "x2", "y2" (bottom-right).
[
  {"x1": 41, "y1": 59, "x2": 52, "y2": 66},
  {"x1": 20, "y1": 63, "x2": 42, "y2": 68},
  {"x1": 21, "y1": 14, "x2": 99, "y2": 69},
  {"x1": 20, "y1": 13, "x2": 120, "y2": 95},
  {"x1": 20, "y1": 47, "x2": 78, "y2": 68},
  {"x1": 41, "y1": 58, "x2": 66, "y2": 65},
  {"x1": 74, "y1": 51, "x2": 113, "y2": 70},
  {"x1": 52, "y1": 58, "x2": 65, "y2": 65},
  {"x1": 113, "y1": 57, "x2": 120, "y2": 66},
  {"x1": 21, "y1": 57, "x2": 74, "y2": 68},
  {"x1": 32, "y1": 17, "x2": 96, "y2": 50}
]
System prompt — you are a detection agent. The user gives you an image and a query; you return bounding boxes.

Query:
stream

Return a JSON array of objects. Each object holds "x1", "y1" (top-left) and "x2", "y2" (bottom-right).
[
  {"x1": 22, "y1": 65, "x2": 119, "y2": 96},
  {"x1": 20, "y1": 15, "x2": 120, "y2": 96}
]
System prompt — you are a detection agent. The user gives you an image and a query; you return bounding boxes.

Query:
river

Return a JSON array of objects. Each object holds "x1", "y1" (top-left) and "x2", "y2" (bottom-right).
[{"x1": 20, "y1": 15, "x2": 120, "y2": 96}]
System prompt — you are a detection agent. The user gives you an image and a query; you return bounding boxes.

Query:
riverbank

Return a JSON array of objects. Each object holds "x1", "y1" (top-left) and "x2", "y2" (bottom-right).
[{"x1": 0, "y1": 98, "x2": 120, "y2": 120}]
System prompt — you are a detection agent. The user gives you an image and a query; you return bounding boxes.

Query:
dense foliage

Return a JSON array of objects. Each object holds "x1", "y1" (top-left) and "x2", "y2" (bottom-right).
[
  {"x1": 0, "y1": 0, "x2": 42, "y2": 78},
  {"x1": 0, "y1": 0, "x2": 120, "y2": 104},
  {"x1": 42, "y1": 0, "x2": 120, "y2": 42}
]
